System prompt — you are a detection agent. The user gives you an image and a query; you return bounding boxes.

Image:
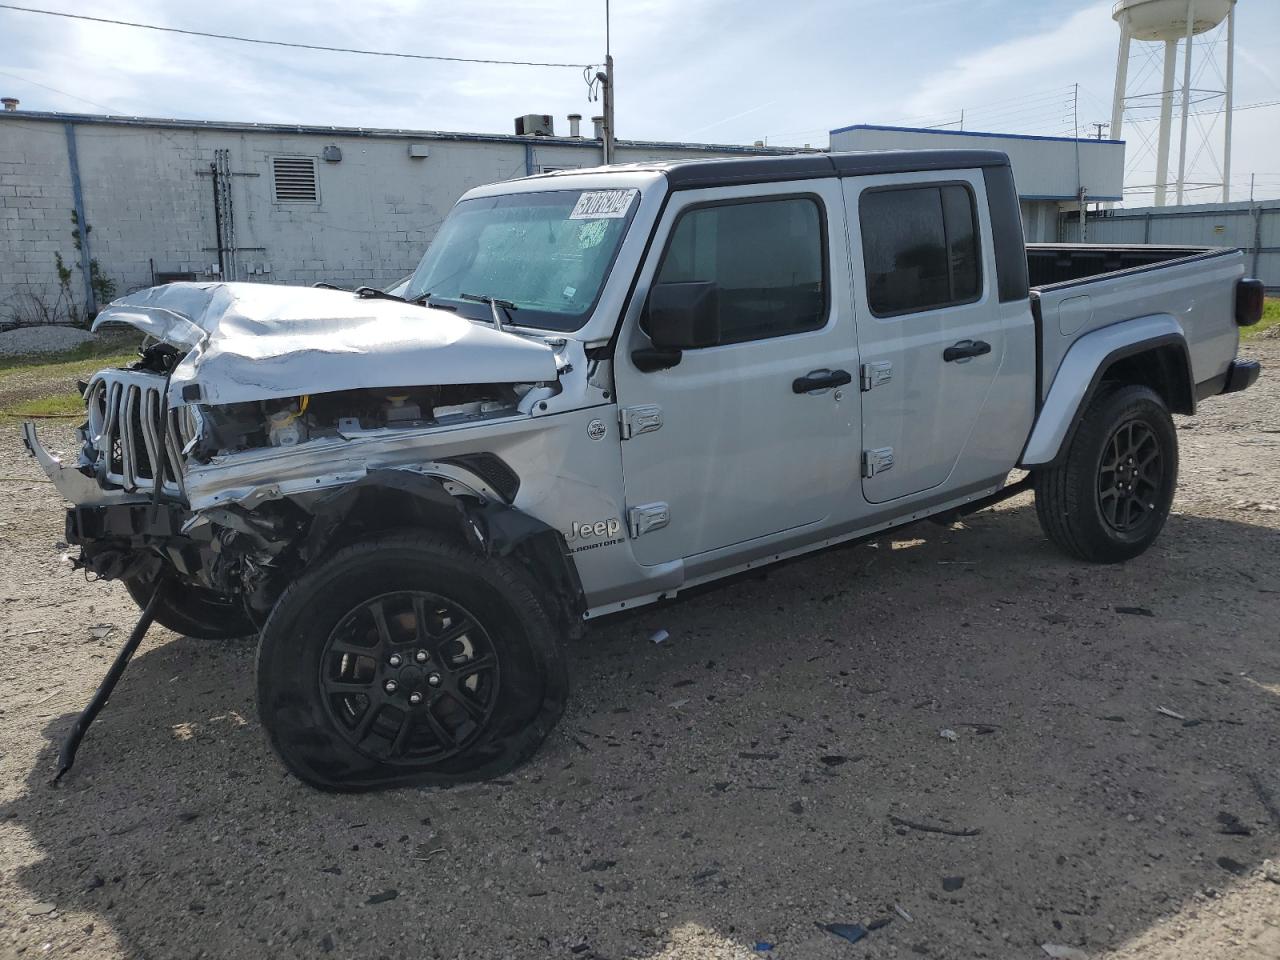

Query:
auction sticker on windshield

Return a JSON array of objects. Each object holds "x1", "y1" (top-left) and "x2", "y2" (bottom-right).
[{"x1": 569, "y1": 189, "x2": 637, "y2": 219}]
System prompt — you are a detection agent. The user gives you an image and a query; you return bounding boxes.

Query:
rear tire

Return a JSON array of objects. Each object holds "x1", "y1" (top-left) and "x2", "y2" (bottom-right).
[
  {"x1": 1033, "y1": 383, "x2": 1178, "y2": 563},
  {"x1": 255, "y1": 532, "x2": 568, "y2": 792},
  {"x1": 125, "y1": 572, "x2": 256, "y2": 640}
]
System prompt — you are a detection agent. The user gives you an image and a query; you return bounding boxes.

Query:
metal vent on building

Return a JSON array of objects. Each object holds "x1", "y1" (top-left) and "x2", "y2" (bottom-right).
[{"x1": 271, "y1": 156, "x2": 319, "y2": 203}]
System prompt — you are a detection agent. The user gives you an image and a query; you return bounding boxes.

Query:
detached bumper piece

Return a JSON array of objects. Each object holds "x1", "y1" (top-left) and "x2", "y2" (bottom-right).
[
  {"x1": 54, "y1": 584, "x2": 163, "y2": 783},
  {"x1": 1221, "y1": 358, "x2": 1261, "y2": 395}
]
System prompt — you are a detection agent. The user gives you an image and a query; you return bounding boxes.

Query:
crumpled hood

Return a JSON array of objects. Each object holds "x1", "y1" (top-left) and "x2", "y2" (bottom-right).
[{"x1": 93, "y1": 282, "x2": 560, "y2": 405}]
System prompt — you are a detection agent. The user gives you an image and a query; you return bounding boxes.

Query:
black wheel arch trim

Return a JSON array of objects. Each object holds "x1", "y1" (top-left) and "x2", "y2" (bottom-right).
[
  {"x1": 302, "y1": 469, "x2": 586, "y2": 638},
  {"x1": 1030, "y1": 332, "x2": 1193, "y2": 469}
]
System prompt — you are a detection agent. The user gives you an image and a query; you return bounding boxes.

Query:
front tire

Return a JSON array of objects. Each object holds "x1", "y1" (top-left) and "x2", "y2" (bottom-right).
[
  {"x1": 1034, "y1": 383, "x2": 1178, "y2": 563},
  {"x1": 255, "y1": 532, "x2": 568, "y2": 791}
]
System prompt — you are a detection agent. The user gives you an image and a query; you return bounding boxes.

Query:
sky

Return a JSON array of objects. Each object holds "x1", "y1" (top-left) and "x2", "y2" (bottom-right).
[{"x1": 1, "y1": 0, "x2": 1278, "y2": 204}]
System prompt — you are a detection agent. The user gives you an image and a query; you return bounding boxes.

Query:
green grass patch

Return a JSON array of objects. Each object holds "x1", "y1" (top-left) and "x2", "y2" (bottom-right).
[
  {"x1": 0, "y1": 333, "x2": 141, "y2": 414},
  {"x1": 0, "y1": 334, "x2": 140, "y2": 376},
  {"x1": 0, "y1": 391, "x2": 87, "y2": 421},
  {"x1": 1240, "y1": 297, "x2": 1280, "y2": 341}
]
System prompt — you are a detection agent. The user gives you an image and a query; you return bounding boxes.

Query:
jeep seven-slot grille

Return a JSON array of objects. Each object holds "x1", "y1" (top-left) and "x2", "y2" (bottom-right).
[{"x1": 85, "y1": 370, "x2": 187, "y2": 496}]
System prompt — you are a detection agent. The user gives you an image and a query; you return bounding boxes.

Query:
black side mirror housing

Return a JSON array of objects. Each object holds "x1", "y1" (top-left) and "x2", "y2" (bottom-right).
[{"x1": 645, "y1": 281, "x2": 720, "y2": 349}]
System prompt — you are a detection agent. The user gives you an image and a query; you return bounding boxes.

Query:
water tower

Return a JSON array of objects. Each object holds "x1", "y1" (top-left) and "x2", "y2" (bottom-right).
[{"x1": 1109, "y1": 0, "x2": 1237, "y2": 206}]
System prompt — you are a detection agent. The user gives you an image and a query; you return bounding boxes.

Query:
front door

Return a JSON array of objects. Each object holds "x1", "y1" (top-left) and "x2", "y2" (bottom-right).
[
  {"x1": 845, "y1": 173, "x2": 1005, "y2": 503},
  {"x1": 613, "y1": 180, "x2": 860, "y2": 567}
]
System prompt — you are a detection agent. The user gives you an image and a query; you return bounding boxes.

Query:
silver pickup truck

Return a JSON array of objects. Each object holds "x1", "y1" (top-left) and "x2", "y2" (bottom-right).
[{"x1": 24, "y1": 149, "x2": 1265, "y2": 791}]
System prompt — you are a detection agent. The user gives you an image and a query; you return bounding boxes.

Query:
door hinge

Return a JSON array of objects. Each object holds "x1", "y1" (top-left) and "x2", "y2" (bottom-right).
[
  {"x1": 627, "y1": 502, "x2": 670, "y2": 538},
  {"x1": 619, "y1": 404, "x2": 663, "y2": 440},
  {"x1": 860, "y1": 361, "x2": 892, "y2": 391},
  {"x1": 862, "y1": 447, "x2": 895, "y2": 478}
]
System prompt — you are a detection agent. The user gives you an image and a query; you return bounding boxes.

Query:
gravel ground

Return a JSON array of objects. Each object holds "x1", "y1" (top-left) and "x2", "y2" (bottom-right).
[
  {"x1": 1, "y1": 344, "x2": 1278, "y2": 960},
  {"x1": 0, "y1": 326, "x2": 94, "y2": 357}
]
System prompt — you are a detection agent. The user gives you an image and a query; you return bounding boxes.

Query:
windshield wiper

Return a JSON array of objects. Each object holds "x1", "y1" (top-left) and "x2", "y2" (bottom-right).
[
  {"x1": 459, "y1": 292, "x2": 518, "y2": 332},
  {"x1": 355, "y1": 285, "x2": 416, "y2": 304}
]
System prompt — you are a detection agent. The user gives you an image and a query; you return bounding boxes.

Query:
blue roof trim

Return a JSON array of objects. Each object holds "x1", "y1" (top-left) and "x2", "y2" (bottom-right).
[
  {"x1": 1022, "y1": 194, "x2": 1124, "y2": 202},
  {"x1": 830, "y1": 123, "x2": 1124, "y2": 146}
]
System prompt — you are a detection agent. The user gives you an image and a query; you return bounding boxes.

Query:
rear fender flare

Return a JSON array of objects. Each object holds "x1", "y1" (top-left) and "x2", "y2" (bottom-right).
[{"x1": 1020, "y1": 314, "x2": 1191, "y2": 467}]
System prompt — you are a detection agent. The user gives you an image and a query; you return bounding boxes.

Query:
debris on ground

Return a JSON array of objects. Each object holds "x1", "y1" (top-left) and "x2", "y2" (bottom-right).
[
  {"x1": 1216, "y1": 811, "x2": 1252, "y2": 836},
  {"x1": 939, "y1": 728, "x2": 958, "y2": 742},
  {"x1": 365, "y1": 889, "x2": 399, "y2": 904},
  {"x1": 1040, "y1": 944, "x2": 1090, "y2": 959},
  {"x1": 893, "y1": 903, "x2": 914, "y2": 922},
  {"x1": 649, "y1": 628, "x2": 669, "y2": 645},
  {"x1": 888, "y1": 815, "x2": 981, "y2": 837},
  {"x1": 1156, "y1": 706, "x2": 1187, "y2": 720},
  {"x1": 1217, "y1": 856, "x2": 1246, "y2": 876},
  {"x1": 88, "y1": 624, "x2": 114, "y2": 640},
  {"x1": 817, "y1": 922, "x2": 868, "y2": 945},
  {"x1": 941, "y1": 876, "x2": 965, "y2": 892},
  {"x1": 753, "y1": 941, "x2": 775, "y2": 952},
  {"x1": 1262, "y1": 859, "x2": 1280, "y2": 884},
  {"x1": 1114, "y1": 606, "x2": 1154, "y2": 617}
]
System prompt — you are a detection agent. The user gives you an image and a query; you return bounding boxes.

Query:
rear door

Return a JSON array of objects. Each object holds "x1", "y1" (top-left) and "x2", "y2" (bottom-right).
[
  {"x1": 845, "y1": 171, "x2": 1005, "y2": 503},
  {"x1": 612, "y1": 179, "x2": 860, "y2": 567}
]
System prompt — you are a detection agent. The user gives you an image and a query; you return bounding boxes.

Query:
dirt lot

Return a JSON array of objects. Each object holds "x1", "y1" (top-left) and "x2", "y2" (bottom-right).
[{"x1": 2, "y1": 343, "x2": 1278, "y2": 960}]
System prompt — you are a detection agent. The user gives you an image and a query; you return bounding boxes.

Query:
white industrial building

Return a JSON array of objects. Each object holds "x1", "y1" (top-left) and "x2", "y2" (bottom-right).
[
  {"x1": 3, "y1": 107, "x2": 1132, "y2": 326},
  {"x1": 830, "y1": 124, "x2": 1126, "y2": 242},
  {"x1": 0, "y1": 109, "x2": 795, "y2": 325}
]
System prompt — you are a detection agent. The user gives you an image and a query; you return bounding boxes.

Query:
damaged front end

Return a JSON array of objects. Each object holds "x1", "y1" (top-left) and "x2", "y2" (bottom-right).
[{"x1": 22, "y1": 281, "x2": 589, "y2": 631}]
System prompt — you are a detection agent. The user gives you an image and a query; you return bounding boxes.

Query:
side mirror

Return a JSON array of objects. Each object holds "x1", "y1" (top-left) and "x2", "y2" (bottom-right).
[{"x1": 646, "y1": 281, "x2": 720, "y2": 349}]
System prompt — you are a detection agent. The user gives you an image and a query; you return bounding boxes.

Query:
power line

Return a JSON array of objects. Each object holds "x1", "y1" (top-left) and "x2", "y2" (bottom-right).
[
  {"x1": 0, "y1": 67, "x2": 117, "y2": 112},
  {"x1": 0, "y1": 3, "x2": 593, "y2": 69}
]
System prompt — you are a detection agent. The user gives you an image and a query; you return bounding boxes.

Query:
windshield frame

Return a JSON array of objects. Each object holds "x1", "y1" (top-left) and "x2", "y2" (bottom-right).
[{"x1": 403, "y1": 187, "x2": 642, "y2": 333}]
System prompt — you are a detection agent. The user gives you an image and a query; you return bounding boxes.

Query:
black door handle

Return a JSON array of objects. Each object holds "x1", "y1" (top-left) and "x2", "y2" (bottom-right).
[
  {"x1": 792, "y1": 368, "x2": 852, "y2": 394},
  {"x1": 943, "y1": 339, "x2": 991, "y2": 362}
]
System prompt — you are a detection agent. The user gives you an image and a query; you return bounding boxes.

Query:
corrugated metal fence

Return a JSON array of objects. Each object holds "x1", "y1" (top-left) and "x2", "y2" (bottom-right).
[{"x1": 1061, "y1": 200, "x2": 1280, "y2": 291}]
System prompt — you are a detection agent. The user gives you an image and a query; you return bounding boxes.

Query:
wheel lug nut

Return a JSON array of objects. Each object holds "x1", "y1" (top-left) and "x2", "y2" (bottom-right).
[
  {"x1": 427, "y1": 673, "x2": 442, "y2": 688},
  {"x1": 409, "y1": 691, "x2": 423, "y2": 705},
  {"x1": 415, "y1": 650, "x2": 429, "y2": 664},
  {"x1": 384, "y1": 679, "x2": 398, "y2": 694},
  {"x1": 388, "y1": 654, "x2": 403, "y2": 668}
]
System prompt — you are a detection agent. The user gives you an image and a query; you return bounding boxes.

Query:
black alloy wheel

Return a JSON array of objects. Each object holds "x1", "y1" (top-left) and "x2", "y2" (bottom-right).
[
  {"x1": 320, "y1": 591, "x2": 501, "y2": 764},
  {"x1": 1097, "y1": 419, "x2": 1165, "y2": 534}
]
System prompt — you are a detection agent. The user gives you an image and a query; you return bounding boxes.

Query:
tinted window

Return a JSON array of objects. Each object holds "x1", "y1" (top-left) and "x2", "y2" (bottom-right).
[
  {"x1": 860, "y1": 184, "x2": 982, "y2": 316},
  {"x1": 654, "y1": 197, "x2": 826, "y2": 344}
]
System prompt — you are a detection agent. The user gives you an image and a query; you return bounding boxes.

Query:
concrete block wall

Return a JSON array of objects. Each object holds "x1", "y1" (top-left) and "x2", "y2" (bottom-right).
[
  {"x1": 0, "y1": 120, "x2": 82, "y2": 324},
  {"x1": 0, "y1": 113, "x2": 782, "y2": 327}
]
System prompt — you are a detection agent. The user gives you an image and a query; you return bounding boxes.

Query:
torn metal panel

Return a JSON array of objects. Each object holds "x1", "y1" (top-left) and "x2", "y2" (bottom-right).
[{"x1": 93, "y1": 282, "x2": 560, "y2": 406}]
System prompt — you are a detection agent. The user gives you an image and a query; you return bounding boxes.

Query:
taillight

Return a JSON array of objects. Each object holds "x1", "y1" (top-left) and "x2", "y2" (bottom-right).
[{"x1": 1236, "y1": 278, "x2": 1265, "y2": 326}]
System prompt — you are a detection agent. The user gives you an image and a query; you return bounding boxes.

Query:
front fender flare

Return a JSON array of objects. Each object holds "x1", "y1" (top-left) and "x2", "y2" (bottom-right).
[
  {"x1": 1020, "y1": 314, "x2": 1190, "y2": 467},
  {"x1": 299, "y1": 469, "x2": 587, "y2": 637}
]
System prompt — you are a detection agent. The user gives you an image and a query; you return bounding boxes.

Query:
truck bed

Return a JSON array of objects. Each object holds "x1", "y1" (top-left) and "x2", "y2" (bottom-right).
[
  {"x1": 1027, "y1": 244, "x2": 1246, "y2": 406},
  {"x1": 1026, "y1": 243, "x2": 1230, "y2": 289}
]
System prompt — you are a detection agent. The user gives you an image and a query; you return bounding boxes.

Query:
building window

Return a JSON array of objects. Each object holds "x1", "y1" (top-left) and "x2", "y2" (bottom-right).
[
  {"x1": 859, "y1": 183, "x2": 981, "y2": 317},
  {"x1": 271, "y1": 156, "x2": 319, "y2": 203},
  {"x1": 653, "y1": 196, "x2": 827, "y2": 345}
]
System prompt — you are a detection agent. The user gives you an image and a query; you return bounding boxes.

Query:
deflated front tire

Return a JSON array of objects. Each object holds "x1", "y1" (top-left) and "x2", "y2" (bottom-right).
[{"x1": 255, "y1": 531, "x2": 568, "y2": 791}]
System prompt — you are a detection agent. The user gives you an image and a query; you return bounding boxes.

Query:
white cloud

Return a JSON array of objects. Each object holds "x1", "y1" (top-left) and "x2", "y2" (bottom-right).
[{"x1": 0, "y1": 0, "x2": 1277, "y2": 200}]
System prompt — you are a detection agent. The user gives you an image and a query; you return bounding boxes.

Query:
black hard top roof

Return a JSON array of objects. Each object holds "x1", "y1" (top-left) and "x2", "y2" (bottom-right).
[{"x1": 636, "y1": 149, "x2": 1011, "y2": 190}]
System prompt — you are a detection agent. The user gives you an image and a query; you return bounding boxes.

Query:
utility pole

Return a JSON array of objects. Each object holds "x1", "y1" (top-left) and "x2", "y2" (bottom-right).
[
  {"x1": 1091, "y1": 122, "x2": 1108, "y2": 140},
  {"x1": 599, "y1": 0, "x2": 615, "y2": 165}
]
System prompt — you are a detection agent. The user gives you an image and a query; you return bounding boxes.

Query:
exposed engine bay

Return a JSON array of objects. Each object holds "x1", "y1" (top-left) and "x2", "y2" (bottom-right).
[{"x1": 22, "y1": 281, "x2": 594, "y2": 633}]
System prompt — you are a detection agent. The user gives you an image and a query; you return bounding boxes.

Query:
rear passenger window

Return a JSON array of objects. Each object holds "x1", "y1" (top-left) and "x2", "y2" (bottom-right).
[
  {"x1": 655, "y1": 197, "x2": 826, "y2": 344},
  {"x1": 860, "y1": 184, "x2": 981, "y2": 317}
]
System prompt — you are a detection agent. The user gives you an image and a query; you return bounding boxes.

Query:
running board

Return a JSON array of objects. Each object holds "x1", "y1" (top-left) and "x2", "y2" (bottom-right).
[{"x1": 927, "y1": 475, "x2": 1035, "y2": 526}]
